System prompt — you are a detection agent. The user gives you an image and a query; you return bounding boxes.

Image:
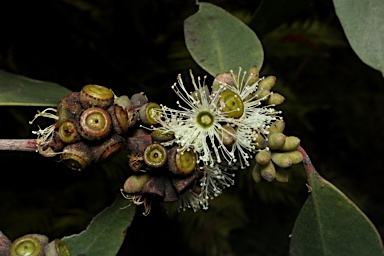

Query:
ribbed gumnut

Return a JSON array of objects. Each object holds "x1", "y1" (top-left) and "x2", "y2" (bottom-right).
[
  {"x1": 260, "y1": 161, "x2": 276, "y2": 182},
  {"x1": 77, "y1": 107, "x2": 112, "y2": 141},
  {"x1": 0, "y1": 231, "x2": 11, "y2": 255},
  {"x1": 123, "y1": 173, "x2": 151, "y2": 194},
  {"x1": 271, "y1": 152, "x2": 292, "y2": 168},
  {"x1": 269, "y1": 119, "x2": 285, "y2": 133},
  {"x1": 218, "y1": 90, "x2": 244, "y2": 118},
  {"x1": 266, "y1": 92, "x2": 285, "y2": 106},
  {"x1": 143, "y1": 143, "x2": 168, "y2": 168},
  {"x1": 108, "y1": 105, "x2": 130, "y2": 135},
  {"x1": 43, "y1": 239, "x2": 72, "y2": 256},
  {"x1": 56, "y1": 92, "x2": 82, "y2": 128},
  {"x1": 58, "y1": 120, "x2": 80, "y2": 144},
  {"x1": 9, "y1": 234, "x2": 48, "y2": 256},
  {"x1": 60, "y1": 142, "x2": 92, "y2": 171},
  {"x1": 279, "y1": 136, "x2": 301, "y2": 151},
  {"x1": 255, "y1": 149, "x2": 271, "y2": 165},
  {"x1": 91, "y1": 134, "x2": 125, "y2": 163},
  {"x1": 258, "y1": 76, "x2": 276, "y2": 90},
  {"x1": 168, "y1": 146, "x2": 198, "y2": 175},
  {"x1": 151, "y1": 130, "x2": 174, "y2": 143},
  {"x1": 79, "y1": 84, "x2": 114, "y2": 109},
  {"x1": 267, "y1": 132, "x2": 286, "y2": 150},
  {"x1": 139, "y1": 102, "x2": 161, "y2": 125},
  {"x1": 245, "y1": 66, "x2": 260, "y2": 86}
]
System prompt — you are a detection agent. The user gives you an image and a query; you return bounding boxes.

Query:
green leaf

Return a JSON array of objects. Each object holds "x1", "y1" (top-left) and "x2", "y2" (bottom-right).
[
  {"x1": 0, "y1": 69, "x2": 71, "y2": 107},
  {"x1": 62, "y1": 196, "x2": 136, "y2": 256},
  {"x1": 184, "y1": 2, "x2": 263, "y2": 76},
  {"x1": 289, "y1": 151, "x2": 384, "y2": 256},
  {"x1": 333, "y1": 0, "x2": 384, "y2": 74}
]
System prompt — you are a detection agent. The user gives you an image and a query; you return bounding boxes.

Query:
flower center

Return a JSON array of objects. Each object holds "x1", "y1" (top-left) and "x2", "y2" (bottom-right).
[{"x1": 196, "y1": 111, "x2": 214, "y2": 128}]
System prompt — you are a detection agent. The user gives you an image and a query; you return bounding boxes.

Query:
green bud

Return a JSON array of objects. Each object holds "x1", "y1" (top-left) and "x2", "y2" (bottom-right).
[
  {"x1": 123, "y1": 174, "x2": 151, "y2": 194},
  {"x1": 284, "y1": 150, "x2": 303, "y2": 164},
  {"x1": 255, "y1": 88, "x2": 270, "y2": 100},
  {"x1": 251, "y1": 163, "x2": 261, "y2": 183},
  {"x1": 245, "y1": 66, "x2": 259, "y2": 86},
  {"x1": 267, "y1": 132, "x2": 286, "y2": 150},
  {"x1": 266, "y1": 93, "x2": 285, "y2": 106},
  {"x1": 275, "y1": 167, "x2": 289, "y2": 183},
  {"x1": 255, "y1": 134, "x2": 267, "y2": 149},
  {"x1": 259, "y1": 76, "x2": 276, "y2": 90},
  {"x1": 260, "y1": 161, "x2": 276, "y2": 182},
  {"x1": 255, "y1": 149, "x2": 271, "y2": 165},
  {"x1": 271, "y1": 152, "x2": 292, "y2": 168},
  {"x1": 280, "y1": 136, "x2": 301, "y2": 151},
  {"x1": 268, "y1": 120, "x2": 285, "y2": 133}
]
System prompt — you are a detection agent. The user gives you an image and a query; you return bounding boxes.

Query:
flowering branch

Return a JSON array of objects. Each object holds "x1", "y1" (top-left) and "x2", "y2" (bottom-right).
[{"x1": 0, "y1": 139, "x2": 37, "y2": 152}]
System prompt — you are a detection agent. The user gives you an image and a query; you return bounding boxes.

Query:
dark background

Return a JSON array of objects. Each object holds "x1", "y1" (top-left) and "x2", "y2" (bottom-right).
[{"x1": 0, "y1": 0, "x2": 383, "y2": 255}]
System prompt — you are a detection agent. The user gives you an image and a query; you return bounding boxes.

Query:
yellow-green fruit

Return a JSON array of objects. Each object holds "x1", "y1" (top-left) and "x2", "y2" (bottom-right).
[
  {"x1": 255, "y1": 150, "x2": 271, "y2": 165},
  {"x1": 251, "y1": 163, "x2": 261, "y2": 183},
  {"x1": 269, "y1": 120, "x2": 285, "y2": 133},
  {"x1": 271, "y1": 152, "x2": 292, "y2": 168},
  {"x1": 259, "y1": 76, "x2": 276, "y2": 90},
  {"x1": 280, "y1": 136, "x2": 301, "y2": 151},
  {"x1": 260, "y1": 161, "x2": 276, "y2": 182},
  {"x1": 284, "y1": 150, "x2": 303, "y2": 164},
  {"x1": 275, "y1": 167, "x2": 289, "y2": 183},
  {"x1": 266, "y1": 93, "x2": 285, "y2": 106},
  {"x1": 123, "y1": 174, "x2": 151, "y2": 194},
  {"x1": 267, "y1": 132, "x2": 286, "y2": 150}
]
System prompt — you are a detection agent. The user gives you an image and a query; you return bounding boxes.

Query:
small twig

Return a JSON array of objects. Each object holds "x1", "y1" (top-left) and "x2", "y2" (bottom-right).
[{"x1": 0, "y1": 139, "x2": 37, "y2": 152}]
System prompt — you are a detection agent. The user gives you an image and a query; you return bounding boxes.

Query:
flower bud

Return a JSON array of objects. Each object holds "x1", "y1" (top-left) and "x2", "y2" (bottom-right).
[
  {"x1": 130, "y1": 93, "x2": 148, "y2": 107},
  {"x1": 259, "y1": 76, "x2": 276, "y2": 90},
  {"x1": 213, "y1": 72, "x2": 234, "y2": 90},
  {"x1": 283, "y1": 150, "x2": 303, "y2": 164},
  {"x1": 275, "y1": 167, "x2": 289, "y2": 183},
  {"x1": 245, "y1": 66, "x2": 259, "y2": 86},
  {"x1": 267, "y1": 132, "x2": 286, "y2": 150},
  {"x1": 266, "y1": 93, "x2": 285, "y2": 106},
  {"x1": 255, "y1": 88, "x2": 270, "y2": 100},
  {"x1": 123, "y1": 174, "x2": 151, "y2": 194},
  {"x1": 268, "y1": 120, "x2": 285, "y2": 133},
  {"x1": 255, "y1": 149, "x2": 271, "y2": 165},
  {"x1": 255, "y1": 134, "x2": 267, "y2": 149},
  {"x1": 271, "y1": 152, "x2": 292, "y2": 168},
  {"x1": 251, "y1": 163, "x2": 261, "y2": 183},
  {"x1": 280, "y1": 136, "x2": 301, "y2": 151},
  {"x1": 260, "y1": 161, "x2": 276, "y2": 182}
]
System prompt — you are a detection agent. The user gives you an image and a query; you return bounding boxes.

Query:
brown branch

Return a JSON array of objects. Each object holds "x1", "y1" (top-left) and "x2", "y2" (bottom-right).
[{"x1": 0, "y1": 139, "x2": 37, "y2": 152}]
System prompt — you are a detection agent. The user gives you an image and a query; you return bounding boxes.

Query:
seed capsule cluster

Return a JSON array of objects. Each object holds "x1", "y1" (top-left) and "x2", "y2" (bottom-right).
[{"x1": 34, "y1": 84, "x2": 147, "y2": 171}]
